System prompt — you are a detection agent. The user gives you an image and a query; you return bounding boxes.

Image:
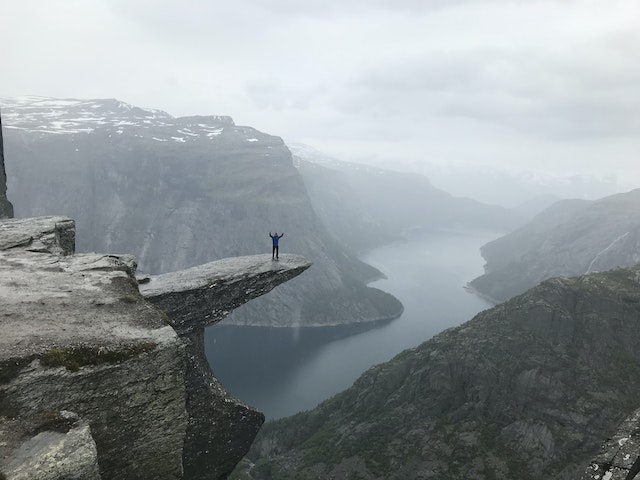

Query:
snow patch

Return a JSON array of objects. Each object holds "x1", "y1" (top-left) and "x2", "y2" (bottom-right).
[
  {"x1": 246, "y1": 138, "x2": 259, "y2": 142},
  {"x1": 177, "y1": 129, "x2": 199, "y2": 137}
]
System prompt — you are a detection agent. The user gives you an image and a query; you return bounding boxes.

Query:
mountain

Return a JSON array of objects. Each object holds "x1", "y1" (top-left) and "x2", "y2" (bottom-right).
[
  {"x1": 236, "y1": 265, "x2": 640, "y2": 480},
  {"x1": 0, "y1": 96, "x2": 401, "y2": 328},
  {"x1": 290, "y1": 143, "x2": 522, "y2": 251},
  {"x1": 469, "y1": 189, "x2": 640, "y2": 302},
  {"x1": 370, "y1": 157, "x2": 620, "y2": 209}
]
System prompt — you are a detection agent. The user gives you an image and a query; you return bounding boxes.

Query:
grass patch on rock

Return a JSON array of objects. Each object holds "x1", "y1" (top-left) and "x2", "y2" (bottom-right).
[{"x1": 41, "y1": 343, "x2": 157, "y2": 372}]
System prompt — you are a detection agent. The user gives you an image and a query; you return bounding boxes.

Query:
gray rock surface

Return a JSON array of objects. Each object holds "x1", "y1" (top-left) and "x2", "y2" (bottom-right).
[
  {"x1": 581, "y1": 408, "x2": 640, "y2": 480},
  {"x1": 0, "y1": 217, "x2": 187, "y2": 479},
  {"x1": 0, "y1": 111, "x2": 14, "y2": 218},
  {"x1": 469, "y1": 189, "x2": 640, "y2": 302},
  {"x1": 0, "y1": 216, "x2": 75, "y2": 255},
  {"x1": 1, "y1": 411, "x2": 100, "y2": 480},
  {"x1": 140, "y1": 254, "x2": 312, "y2": 333}
]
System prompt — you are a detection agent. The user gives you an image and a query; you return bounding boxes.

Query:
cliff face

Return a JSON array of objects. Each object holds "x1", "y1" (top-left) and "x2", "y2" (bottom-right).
[
  {"x1": 0, "y1": 216, "x2": 311, "y2": 479},
  {"x1": 1, "y1": 97, "x2": 400, "y2": 328},
  {"x1": 139, "y1": 254, "x2": 312, "y2": 480},
  {"x1": 239, "y1": 266, "x2": 640, "y2": 480},
  {"x1": 0, "y1": 111, "x2": 14, "y2": 218},
  {"x1": 469, "y1": 189, "x2": 640, "y2": 302}
]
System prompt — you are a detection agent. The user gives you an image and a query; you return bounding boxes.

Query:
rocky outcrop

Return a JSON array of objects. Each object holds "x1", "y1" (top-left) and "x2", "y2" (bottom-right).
[
  {"x1": 240, "y1": 266, "x2": 640, "y2": 480},
  {"x1": 0, "y1": 216, "x2": 311, "y2": 479},
  {"x1": 469, "y1": 189, "x2": 640, "y2": 302},
  {"x1": 140, "y1": 254, "x2": 312, "y2": 333},
  {"x1": 140, "y1": 254, "x2": 311, "y2": 480},
  {"x1": 0, "y1": 218, "x2": 186, "y2": 479},
  {"x1": 581, "y1": 408, "x2": 640, "y2": 480},
  {"x1": 0, "y1": 111, "x2": 14, "y2": 218}
]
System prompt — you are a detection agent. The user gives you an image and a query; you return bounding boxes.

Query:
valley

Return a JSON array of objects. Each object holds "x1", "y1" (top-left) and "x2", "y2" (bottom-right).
[{"x1": 206, "y1": 227, "x2": 498, "y2": 419}]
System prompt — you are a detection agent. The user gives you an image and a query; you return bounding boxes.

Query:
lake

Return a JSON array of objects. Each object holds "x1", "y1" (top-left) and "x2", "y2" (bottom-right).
[{"x1": 205, "y1": 228, "x2": 499, "y2": 419}]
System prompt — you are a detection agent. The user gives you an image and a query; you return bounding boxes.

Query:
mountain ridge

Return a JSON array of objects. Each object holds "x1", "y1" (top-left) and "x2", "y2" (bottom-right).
[{"x1": 469, "y1": 188, "x2": 640, "y2": 302}]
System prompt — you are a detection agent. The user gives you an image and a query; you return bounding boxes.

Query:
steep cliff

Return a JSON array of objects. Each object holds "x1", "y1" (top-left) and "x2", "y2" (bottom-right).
[
  {"x1": 238, "y1": 266, "x2": 640, "y2": 480},
  {"x1": 1, "y1": 96, "x2": 401, "y2": 328},
  {"x1": 140, "y1": 254, "x2": 311, "y2": 480},
  {"x1": 469, "y1": 189, "x2": 640, "y2": 302},
  {"x1": 0, "y1": 110, "x2": 14, "y2": 218},
  {"x1": 0, "y1": 216, "x2": 311, "y2": 479}
]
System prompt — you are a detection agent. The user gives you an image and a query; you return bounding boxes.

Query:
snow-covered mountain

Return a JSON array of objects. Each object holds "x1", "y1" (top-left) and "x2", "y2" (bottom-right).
[{"x1": 0, "y1": 96, "x2": 234, "y2": 139}]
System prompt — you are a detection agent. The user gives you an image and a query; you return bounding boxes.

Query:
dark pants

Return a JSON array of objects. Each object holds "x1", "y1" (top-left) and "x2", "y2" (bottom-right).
[{"x1": 272, "y1": 245, "x2": 279, "y2": 258}]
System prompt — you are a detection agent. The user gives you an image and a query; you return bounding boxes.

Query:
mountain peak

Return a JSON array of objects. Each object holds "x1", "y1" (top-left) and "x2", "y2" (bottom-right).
[{"x1": 0, "y1": 96, "x2": 236, "y2": 142}]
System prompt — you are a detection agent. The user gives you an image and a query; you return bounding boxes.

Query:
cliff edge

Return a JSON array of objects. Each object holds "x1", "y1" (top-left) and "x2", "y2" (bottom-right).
[
  {"x1": 0, "y1": 110, "x2": 14, "y2": 218},
  {"x1": 0, "y1": 216, "x2": 311, "y2": 479}
]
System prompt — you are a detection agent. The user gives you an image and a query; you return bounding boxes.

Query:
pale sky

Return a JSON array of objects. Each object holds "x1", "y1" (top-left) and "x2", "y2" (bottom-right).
[{"x1": 1, "y1": 0, "x2": 639, "y2": 186}]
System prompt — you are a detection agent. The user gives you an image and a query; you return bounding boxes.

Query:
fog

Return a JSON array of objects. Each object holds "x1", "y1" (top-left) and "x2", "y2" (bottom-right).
[{"x1": 1, "y1": 0, "x2": 639, "y2": 192}]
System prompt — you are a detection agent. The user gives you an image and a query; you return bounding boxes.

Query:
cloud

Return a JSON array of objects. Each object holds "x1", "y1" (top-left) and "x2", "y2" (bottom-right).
[
  {"x1": 338, "y1": 26, "x2": 640, "y2": 140},
  {"x1": 1, "y1": 0, "x2": 638, "y2": 181},
  {"x1": 245, "y1": 80, "x2": 328, "y2": 110},
  {"x1": 236, "y1": 0, "x2": 573, "y2": 17}
]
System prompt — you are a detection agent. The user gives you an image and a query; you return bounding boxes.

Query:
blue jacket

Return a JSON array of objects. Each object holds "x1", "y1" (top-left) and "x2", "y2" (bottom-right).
[{"x1": 270, "y1": 233, "x2": 283, "y2": 246}]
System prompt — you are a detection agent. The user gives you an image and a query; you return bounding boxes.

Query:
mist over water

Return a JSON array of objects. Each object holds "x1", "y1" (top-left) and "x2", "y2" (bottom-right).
[{"x1": 205, "y1": 227, "x2": 499, "y2": 419}]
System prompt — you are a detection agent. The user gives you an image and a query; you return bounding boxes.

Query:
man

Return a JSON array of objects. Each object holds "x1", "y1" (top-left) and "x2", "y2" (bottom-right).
[{"x1": 269, "y1": 232, "x2": 284, "y2": 260}]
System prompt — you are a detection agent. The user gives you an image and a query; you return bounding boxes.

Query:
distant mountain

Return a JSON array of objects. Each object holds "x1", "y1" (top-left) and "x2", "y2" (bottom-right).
[
  {"x1": 371, "y1": 157, "x2": 620, "y2": 209},
  {"x1": 469, "y1": 189, "x2": 640, "y2": 302},
  {"x1": 290, "y1": 144, "x2": 522, "y2": 251},
  {"x1": 237, "y1": 265, "x2": 640, "y2": 480},
  {"x1": 511, "y1": 194, "x2": 561, "y2": 221},
  {"x1": 1, "y1": 96, "x2": 401, "y2": 328}
]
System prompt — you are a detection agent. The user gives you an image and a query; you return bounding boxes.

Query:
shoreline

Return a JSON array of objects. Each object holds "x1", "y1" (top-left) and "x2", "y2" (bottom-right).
[
  {"x1": 221, "y1": 306, "x2": 404, "y2": 340},
  {"x1": 463, "y1": 282, "x2": 501, "y2": 306}
]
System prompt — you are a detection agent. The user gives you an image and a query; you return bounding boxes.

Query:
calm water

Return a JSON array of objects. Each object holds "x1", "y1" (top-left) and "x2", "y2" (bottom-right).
[{"x1": 205, "y1": 228, "x2": 498, "y2": 419}]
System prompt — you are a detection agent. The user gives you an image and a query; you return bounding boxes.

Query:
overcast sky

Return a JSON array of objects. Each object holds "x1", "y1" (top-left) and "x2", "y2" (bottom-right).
[{"x1": 1, "y1": 0, "x2": 639, "y2": 187}]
